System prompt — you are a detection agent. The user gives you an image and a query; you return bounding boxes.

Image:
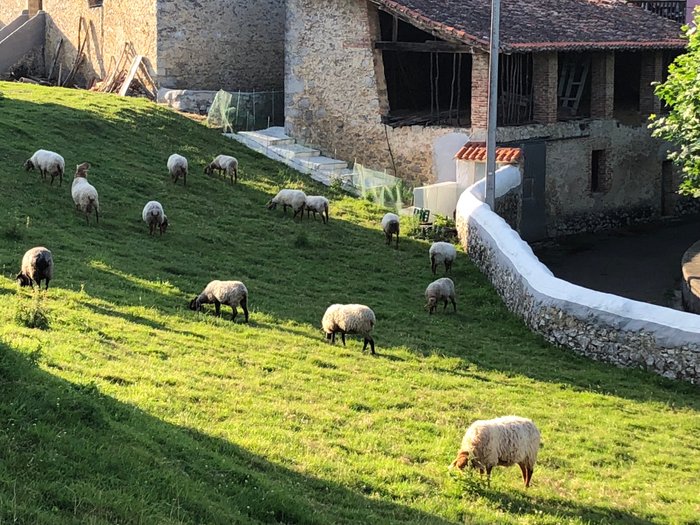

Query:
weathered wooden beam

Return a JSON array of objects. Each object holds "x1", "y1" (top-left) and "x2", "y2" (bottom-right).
[{"x1": 375, "y1": 41, "x2": 472, "y2": 53}]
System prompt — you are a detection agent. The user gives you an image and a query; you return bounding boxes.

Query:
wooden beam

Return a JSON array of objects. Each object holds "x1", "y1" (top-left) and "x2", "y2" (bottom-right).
[
  {"x1": 375, "y1": 41, "x2": 472, "y2": 53},
  {"x1": 119, "y1": 55, "x2": 144, "y2": 96}
]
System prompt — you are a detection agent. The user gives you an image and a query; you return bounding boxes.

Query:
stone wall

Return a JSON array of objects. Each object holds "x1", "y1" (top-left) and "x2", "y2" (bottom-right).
[
  {"x1": 42, "y1": 0, "x2": 156, "y2": 86},
  {"x1": 156, "y1": 0, "x2": 284, "y2": 91},
  {"x1": 456, "y1": 176, "x2": 700, "y2": 384},
  {"x1": 0, "y1": 0, "x2": 25, "y2": 26}
]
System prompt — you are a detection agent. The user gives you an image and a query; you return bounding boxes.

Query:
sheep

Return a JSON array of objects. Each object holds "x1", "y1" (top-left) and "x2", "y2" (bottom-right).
[
  {"x1": 189, "y1": 280, "x2": 249, "y2": 322},
  {"x1": 425, "y1": 277, "x2": 456, "y2": 314},
  {"x1": 450, "y1": 416, "x2": 541, "y2": 488},
  {"x1": 167, "y1": 153, "x2": 188, "y2": 185},
  {"x1": 429, "y1": 242, "x2": 457, "y2": 275},
  {"x1": 142, "y1": 200, "x2": 169, "y2": 235},
  {"x1": 322, "y1": 303, "x2": 376, "y2": 354},
  {"x1": 71, "y1": 162, "x2": 100, "y2": 224},
  {"x1": 305, "y1": 195, "x2": 330, "y2": 223},
  {"x1": 204, "y1": 154, "x2": 238, "y2": 184},
  {"x1": 23, "y1": 149, "x2": 65, "y2": 186},
  {"x1": 16, "y1": 246, "x2": 54, "y2": 290},
  {"x1": 266, "y1": 189, "x2": 306, "y2": 219},
  {"x1": 381, "y1": 212, "x2": 400, "y2": 248}
]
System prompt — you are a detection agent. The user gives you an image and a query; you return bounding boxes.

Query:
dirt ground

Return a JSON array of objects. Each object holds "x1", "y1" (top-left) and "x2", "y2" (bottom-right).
[{"x1": 532, "y1": 215, "x2": 700, "y2": 308}]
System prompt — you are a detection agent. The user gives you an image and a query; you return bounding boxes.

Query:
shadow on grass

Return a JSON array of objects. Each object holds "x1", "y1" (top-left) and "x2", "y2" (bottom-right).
[{"x1": 0, "y1": 341, "x2": 457, "y2": 525}]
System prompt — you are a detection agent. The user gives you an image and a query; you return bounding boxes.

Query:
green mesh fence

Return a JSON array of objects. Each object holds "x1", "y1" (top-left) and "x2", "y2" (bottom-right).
[
  {"x1": 207, "y1": 89, "x2": 284, "y2": 132},
  {"x1": 351, "y1": 163, "x2": 406, "y2": 211}
]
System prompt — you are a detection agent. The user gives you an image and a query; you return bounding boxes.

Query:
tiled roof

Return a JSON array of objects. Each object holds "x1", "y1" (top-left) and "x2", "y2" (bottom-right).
[
  {"x1": 370, "y1": 0, "x2": 686, "y2": 52},
  {"x1": 455, "y1": 142, "x2": 522, "y2": 163}
]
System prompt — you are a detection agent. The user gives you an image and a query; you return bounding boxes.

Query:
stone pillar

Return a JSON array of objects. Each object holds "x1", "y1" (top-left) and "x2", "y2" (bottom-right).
[
  {"x1": 640, "y1": 51, "x2": 663, "y2": 118},
  {"x1": 471, "y1": 50, "x2": 489, "y2": 130},
  {"x1": 590, "y1": 52, "x2": 614, "y2": 119},
  {"x1": 27, "y1": 0, "x2": 42, "y2": 16},
  {"x1": 533, "y1": 52, "x2": 558, "y2": 124}
]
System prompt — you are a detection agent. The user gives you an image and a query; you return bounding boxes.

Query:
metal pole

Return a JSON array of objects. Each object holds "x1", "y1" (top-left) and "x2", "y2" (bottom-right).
[{"x1": 485, "y1": 0, "x2": 501, "y2": 209}]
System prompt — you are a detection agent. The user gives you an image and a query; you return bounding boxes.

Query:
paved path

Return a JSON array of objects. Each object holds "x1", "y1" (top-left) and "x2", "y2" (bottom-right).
[{"x1": 533, "y1": 215, "x2": 700, "y2": 308}]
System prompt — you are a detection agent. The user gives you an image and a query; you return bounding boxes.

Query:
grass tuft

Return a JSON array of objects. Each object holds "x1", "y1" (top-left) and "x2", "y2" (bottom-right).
[{"x1": 14, "y1": 290, "x2": 50, "y2": 330}]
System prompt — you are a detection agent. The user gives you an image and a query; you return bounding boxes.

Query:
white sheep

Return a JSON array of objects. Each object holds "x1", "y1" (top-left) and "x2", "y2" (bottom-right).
[
  {"x1": 167, "y1": 153, "x2": 188, "y2": 185},
  {"x1": 381, "y1": 212, "x2": 400, "y2": 248},
  {"x1": 305, "y1": 195, "x2": 330, "y2": 223},
  {"x1": 429, "y1": 242, "x2": 457, "y2": 275},
  {"x1": 204, "y1": 154, "x2": 238, "y2": 184},
  {"x1": 71, "y1": 162, "x2": 100, "y2": 224},
  {"x1": 16, "y1": 246, "x2": 54, "y2": 290},
  {"x1": 450, "y1": 416, "x2": 541, "y2": 488},
  {"x1": 425, "y1": 277, "x2": 456, "y2": 314},
  {"x1": 189, "y1": 280, "x2": 249, "y2": 322},
  {"x1": 322, "y1": 303, "x2": 376, "y2": 354},
  {"x1": 24, "y1": 149, "x2": 65, "y2": 186},
  {"x1": 142, "y1": 200, "x2": 169, "y2": 235},
  {"x1": 266, "y1": 189, "x2": 306, "y2": 219}
]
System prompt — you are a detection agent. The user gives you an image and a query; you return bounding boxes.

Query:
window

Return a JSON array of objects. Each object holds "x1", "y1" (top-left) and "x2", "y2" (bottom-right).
[
  {"x1": 558, "y1": 53, "x2": 592, "y2": 120},
  {"x1": 591, "y1": 149, "x2": 607, "y2": 193},
  {"x1": 613, "y1": 52, "x2": 641, "y2": 125},
  {"x1": 88, "y1": 0, "x2": 103, "y2": 8}
]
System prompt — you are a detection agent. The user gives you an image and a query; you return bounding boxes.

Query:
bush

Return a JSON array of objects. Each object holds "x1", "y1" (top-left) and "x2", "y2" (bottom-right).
[{"x1": 15, "y1": 291, "x2": 50, "y2": 330}]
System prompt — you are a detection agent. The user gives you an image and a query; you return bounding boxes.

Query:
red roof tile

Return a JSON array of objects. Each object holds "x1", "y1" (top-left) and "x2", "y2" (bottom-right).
[
  {"x1": 455, "y1": 142, "x2": 522, "y2": 163},
  {"x1": 370, "y1": 0, "x2": 686, "y2": 52}
]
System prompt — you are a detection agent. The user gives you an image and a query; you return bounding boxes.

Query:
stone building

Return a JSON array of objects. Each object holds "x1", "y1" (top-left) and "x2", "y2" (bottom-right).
[
  {"x1": 1, "y1": 0, "x2": 284, "y2": 92},
  {"x1": 285, "y1": 0, "x2": 690, "y2": 238}
]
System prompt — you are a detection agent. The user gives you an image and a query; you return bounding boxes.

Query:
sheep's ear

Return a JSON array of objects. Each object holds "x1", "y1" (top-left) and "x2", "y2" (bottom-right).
[{"x1": 449, "y1": 451, "x2": 469, "y2": 470}]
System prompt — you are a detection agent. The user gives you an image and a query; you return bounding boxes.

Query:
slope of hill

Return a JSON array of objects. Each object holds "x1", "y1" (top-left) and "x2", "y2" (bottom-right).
[{"x1": 0, "y1": 82, "x2": 698, "y2": 525}]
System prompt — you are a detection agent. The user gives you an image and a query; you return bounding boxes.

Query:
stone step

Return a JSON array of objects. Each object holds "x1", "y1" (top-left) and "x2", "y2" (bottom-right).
[
  {"x1": 268, "y1": 143, "x2": 320, "y2": 160},
  {"x1": 238, "y1": 127, "x2": 294, "y2": 146},
  {"x1": 295, "y1": 156, "x2": 348, "y2": 173}
]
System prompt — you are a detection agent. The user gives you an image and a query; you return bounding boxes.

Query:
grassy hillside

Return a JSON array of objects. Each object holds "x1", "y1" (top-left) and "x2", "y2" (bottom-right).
[{"x1": 0, "y1": 82, "x2": 698, "y2": 525}]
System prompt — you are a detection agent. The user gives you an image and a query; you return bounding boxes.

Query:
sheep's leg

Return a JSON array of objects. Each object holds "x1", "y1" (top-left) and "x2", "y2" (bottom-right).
[
  {"x1": 340, "y1": 332, "x2": 346, "y2": 346},
  {"x1": 45, "y1": 278, "x2": 50, "y2": 290},
  {"x1": 431, "y1": 256, "x2": 437, "y2": 275},
  {"x1": 233, "y1": 167, "x2": 238, "y2": 184},
  {"x1": 283, "y1": 204, "x2": 288, "y2": 214},
  {"x1": 446, "y1": 260, "x2": 452, "y2": 273},
  {"x1": 451, "y1": 297, "x2": 457, "y2": 312},
  {"x1": 229, "y1": 167, "x2": 234, "y2": 185},
  {"x1": 526, "y1": 467, "x2": 534, "y2": 488},
  {"x1": 443, "y1": 299, "x2": 448, "y2": 311},
  {"x1": 95, "y1": 208, "x2": 99, "y2": 224},
  {"x1": 330, "y1": 331, "x2": 336, "y2": 344},
  {"x1": 364, "y1": 337, "x2": 375, "y2": 355},
  {"x1": 50, "y1": 172, "x2": 56, "y2": 185},
  {"x1": 518, "y1": 463, "x2": 528, "y2": 486},
  {"x1": 231, "y1": 306, "x2": 237, "y2": 321},
  {"x1": 240, "y1": 296, "x2": 249, "y2": 323},
  {"x1": 214, "y1": 300, "x2": 221, "y2": 317},
  {"x1": 486, "y1": 467, "x2": 493, "y2": 487},
  {"x1": 183, "y1": 171, "x2": 186, "y2": 186}
]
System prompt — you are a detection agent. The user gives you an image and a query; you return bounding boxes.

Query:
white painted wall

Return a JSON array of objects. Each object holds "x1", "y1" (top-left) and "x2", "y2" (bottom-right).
[{"x1": 432, "y1": 132, "x2": 470, "y2": 183}]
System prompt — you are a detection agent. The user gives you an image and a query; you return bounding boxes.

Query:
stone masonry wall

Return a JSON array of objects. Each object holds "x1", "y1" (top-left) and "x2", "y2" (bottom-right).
[
  {"x1": 42, "y1": 0, "x2": 156, "y2": 86},
  {"x1": 285, "y1": 0, "x2": 468, "y2": 185},
  {"x1": 0, "y1": 0, "x2": 26, "y2": 26},
  {"x1": 156, "y1": 0, "x2": 284, "y2": 91},
  {"x1": 456, "y1": 187, "x2": 700, "y2": 384}
]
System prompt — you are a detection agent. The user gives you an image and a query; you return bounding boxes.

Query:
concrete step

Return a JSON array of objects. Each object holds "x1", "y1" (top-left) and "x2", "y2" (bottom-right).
[
  {"x1": 295, "y1": 156, "x2": 348, "y2": 173},
  {"x1": 268, "y1": 143, "x2": 320, "y2": 160},
  {"x1": 238, "y1": 127, "x2": 294, "y2": 146}
]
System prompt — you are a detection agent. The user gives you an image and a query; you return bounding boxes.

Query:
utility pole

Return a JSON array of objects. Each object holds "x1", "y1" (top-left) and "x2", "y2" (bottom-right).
[{"x1": 485, "y1": 0, "x2": 501, "y2": 209}]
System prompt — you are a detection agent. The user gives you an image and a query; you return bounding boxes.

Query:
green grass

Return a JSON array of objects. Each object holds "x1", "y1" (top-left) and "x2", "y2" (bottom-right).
[{"x1": 0, "y1": 82, "x2": 698, "y2": 525}]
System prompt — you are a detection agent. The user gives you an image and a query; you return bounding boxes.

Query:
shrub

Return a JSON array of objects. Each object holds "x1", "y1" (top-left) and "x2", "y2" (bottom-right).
[{"x1": 15, "y1": 291, "x2": 50, "y2": 330}]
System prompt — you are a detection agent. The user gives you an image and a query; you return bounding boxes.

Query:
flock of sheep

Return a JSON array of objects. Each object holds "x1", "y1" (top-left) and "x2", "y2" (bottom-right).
[{"x1": 17, "y1": 147, "x2": 542, "y2": 488}]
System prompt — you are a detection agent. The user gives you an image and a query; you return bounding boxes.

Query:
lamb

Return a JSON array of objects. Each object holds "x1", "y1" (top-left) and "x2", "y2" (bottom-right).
[
  {"x1": 24, "y1": 149, "x2": 65, "y2": 186},
  {"x1": 321, "y1": 304, "x2": 376, "y2": 354},
  {"x1": 204, "y1": 154, "x2": 238, "y2": 184},
  {"x1": 450, "y1": 416, "x2": 541, "y2": 488},
  {"x1": 266, "y1": 189, "x2": 306, "y2": 219},
  {"x1": 71, "y1": 162, "x2": 100, "y2": 224},
  {"x1": 425, "y1": 277, "x2": 456, "y2": 314},
  {"x1": 429, "y1": 242, "x2": 457, "y2": 275},
  {"x1": 381, "y1": 212, "x2": 400, "y2": 248},
  {"x1": 305, "y1": 195, "x2": 330, "y2": 223},
  {"x1": 189, "y1": 280, "x2": 249, "y2": 322},
  {"x1": 16, "y1": 246, "x2": 54, "y2": 290},
  {"x1": 142, "y1": 200, "x2": 169, "y2": 235},
  {"x1": 167, "y1": 153, "x2": 188, "y2": 185}
]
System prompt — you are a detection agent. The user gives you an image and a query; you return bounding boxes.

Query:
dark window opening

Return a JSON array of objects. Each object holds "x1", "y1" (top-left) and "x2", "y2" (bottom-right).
[
  {"x1": 558, "y1": 53, "x2": 592, "y2": 120},
  {"x1": 377, "y1": 10, "x2": 471, "y2": 127},
  {"x1": 88, "y1": 0, "x2": 103, "y2": 8},
  {"x1": 614, "y1": 51, "x2": 641, "y2": 125},
  {"x1": 498, "y1": 53, "x2": 534, "y2": 126},
  {"x1": 591, "y1": 149, "x2": 607, "y2": 193}
]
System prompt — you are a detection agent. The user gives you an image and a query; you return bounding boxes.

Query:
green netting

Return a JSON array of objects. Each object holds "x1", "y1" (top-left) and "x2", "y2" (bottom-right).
[
  {"x1": 207, "y1": 89, "x2": 284, "y2": 132},
  {"x1": 351, "y1": 163, "x2": 406, "y2": 211}
]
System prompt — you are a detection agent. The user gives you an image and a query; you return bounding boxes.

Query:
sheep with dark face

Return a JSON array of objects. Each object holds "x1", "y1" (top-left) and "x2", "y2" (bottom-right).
[
  {"x1": 142, "y1": 200, "x2": 169, "y2": 235},
  {"x1": 425, "y1": 277, "x2": 456, "y2": 314},
  {"x1": 71, "y1": 162, "x2": 100, "y2": 224},
  {"x1": 16, "y1": 246, "x2": 54, "y2": 290},
  {"x1": 381, "y1": 213, "x2": 399, "y2": 248},
  {"x1": 429, "y1": 242, "x2": 457, "y2": 275},
  {"x1": 189, "y1": 280, "x2": 249, "y2": 322},
  {"x1": 266, "y1": 189, "x2": 306, "y2": 219},
  {"x1": 167, "y1": 154, "x2": 188, "y2": 185},
  {"x1": 322, "y1": 304, "x2": 376, "y2": 354},
  {"x1": 24, "y1": 149, "x2": 65, "y2": 186},
  {"x1": 204, "y1": 155, "x2": 238, "y2": 184}
]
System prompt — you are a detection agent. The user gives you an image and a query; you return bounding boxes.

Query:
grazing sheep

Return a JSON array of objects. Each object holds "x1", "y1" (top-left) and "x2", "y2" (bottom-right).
[
  {"x1": 450, "y1": 416, "x2": 541, "y2": 488},
  {"x1": 266, "y1": 189, "x2": 306, "y2": 219},
  {"x1": 381, "y1": 212, "x2": 400, "y2": 248},
  {"x1": 322, "y1": 304, "x2": 376, "y2": 354},
  {"x1": 305, "y1": 195, "x2": 330, "y2": 223},
  {"x1": 189, "y1": 280, "x2": 249, "y2": 322},
  {"x1": 204, "y1": 155, "x2": 238, "y2": 184},
  {"x1": 71, "y1": 162, "x2": 100, "y2": 224},
  {"x1": 24, "y1": 149, "x2": 65, "y2": 186},
  {"x1": 167, "y1": 153, "x2": 188, "y2": 185},
  {"x1": 16, "y1": 246, "x2": 54, "y2": 290},
  {"x1": 425, "y1": 277, "x2": 456, "y2": 314},
  {"x1": 142, "y1": 200, "x2": 169, "y2": 235},
  {"x1": 429, "y1": 242, "x2": 457, "y2": 275}
]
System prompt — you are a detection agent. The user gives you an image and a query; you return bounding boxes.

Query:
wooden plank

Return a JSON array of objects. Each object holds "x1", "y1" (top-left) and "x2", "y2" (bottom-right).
[
  {"x1": 374, "y1": 41, "x2": 472, "y2": 53},
  {"x1": 118, "y1": 55, "x2": 144, "y2": 96},
  {"x1": 48, "y1": 38, "x2": 63, "y2": 81}
]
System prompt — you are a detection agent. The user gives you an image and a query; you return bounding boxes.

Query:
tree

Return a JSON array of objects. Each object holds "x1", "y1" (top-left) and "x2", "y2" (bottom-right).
[{"x1": 650, "y1": 16, "x2": 700, "y2": 198}]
